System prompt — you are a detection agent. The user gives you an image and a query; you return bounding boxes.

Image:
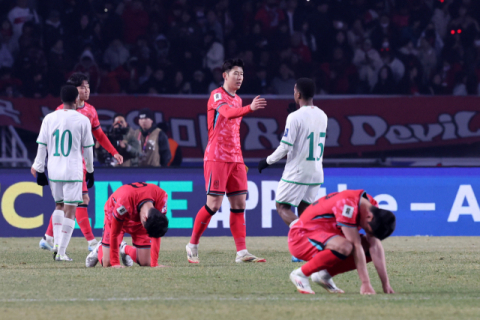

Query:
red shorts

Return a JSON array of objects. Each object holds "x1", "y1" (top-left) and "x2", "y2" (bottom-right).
[
  {"x1": 82, "y1": 170, "x2": 88, "y2": 194},
  {"x1": 204, "y1": 161, "x2": 248, "y2": 197},
  {"x1": 288, "y1": 220, "x2": 344, "y2": 261},
  {"x1": 101, "y1": 220, "x2": 152, "y2": 248}
]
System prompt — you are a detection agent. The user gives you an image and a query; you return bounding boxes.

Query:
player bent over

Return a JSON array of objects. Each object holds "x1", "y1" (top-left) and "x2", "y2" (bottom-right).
[
  {"x1": 39, "y1": 73, "x2": 123, "y2": 253},
  {"x1": 288, "y1": 190, "x2": 396, "y2": 295},
  {"x1": 31, "y1": 85, "x2": 95, "y2": 261},
  {"x1": 186, "y1": 59, "x2": 267, "y2": 264},
  {"x1": 85, "y1": 183, "x2": 169, "y2": 268}
]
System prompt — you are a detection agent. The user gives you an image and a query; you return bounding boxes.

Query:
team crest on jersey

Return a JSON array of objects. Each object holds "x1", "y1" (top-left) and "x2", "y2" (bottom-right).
[
  {"x1": 342, "y1": 205, "x2": 354, "y2": 218},
  {"x1": 214, "y1": 93, "x2": 222, "y2": 102},
  {"x1": 116, "y1": 205, "x2": 127, "y2": 215},
  {"x1": 284, "y1": 128, "x2": 289, "y2": 137}
]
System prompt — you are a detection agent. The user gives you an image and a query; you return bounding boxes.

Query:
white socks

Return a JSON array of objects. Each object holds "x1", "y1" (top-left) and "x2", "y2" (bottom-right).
[
  {"x1": 52, "y1": 210, "x2": 64, "y2": 250},
  {"x1": 295, "y1": 268, "x2": 307, "y2": 278},
  {"x1": 58, "y1": 218, "x2": 75, "y2": 256},
  {"x1": 188, "y1": 243, "x2": 198, "y2": 249}
]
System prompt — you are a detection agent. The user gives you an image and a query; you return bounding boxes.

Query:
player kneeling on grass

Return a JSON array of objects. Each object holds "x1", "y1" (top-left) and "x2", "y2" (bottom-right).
[
  {"x1": 288, "y1": 189, "x2": 396, "y2": 295},
  {"x1": 31, "y1": 85, "x2": 95, "y2": 261},
  {"x1": 86, "y1": 183, "x2": 169, "y2": 268}
]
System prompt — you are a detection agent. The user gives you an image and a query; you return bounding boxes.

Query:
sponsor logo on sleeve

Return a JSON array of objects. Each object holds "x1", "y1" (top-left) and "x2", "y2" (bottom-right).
[
  {"x1": 214, "y1": 93, "x2": 222, "y2": 102},
  {"x1": 116, "y1": 205, "x2": 127, "y2": 215},
  {"x1": 342, "y1": 205, "x2": 354, "y2": 218}
]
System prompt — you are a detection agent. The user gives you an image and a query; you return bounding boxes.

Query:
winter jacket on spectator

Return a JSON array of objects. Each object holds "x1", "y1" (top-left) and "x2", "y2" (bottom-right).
[
  {"x1": 353, "y1": 40, "x2": 383, "y2": 90},
  {"x1": 255, "y1": 1, "x2": 285, "y2": 34},
  {"x1": 103, "y1": 40, "x2": 130, "y2": 70},
  {"x1": 8, "y1": 3, "x2": 39, "y2": 43}
]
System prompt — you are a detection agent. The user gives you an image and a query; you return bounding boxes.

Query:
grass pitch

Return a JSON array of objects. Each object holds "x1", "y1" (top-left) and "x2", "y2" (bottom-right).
[{"x1": 0, "y1": 237, "x2": 479, "y2": 320}]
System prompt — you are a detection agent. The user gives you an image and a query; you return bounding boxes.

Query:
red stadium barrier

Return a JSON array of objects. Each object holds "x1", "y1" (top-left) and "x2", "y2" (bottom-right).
[{"x1": 1, "y1": 95, "x2": 480, "y2": 157}]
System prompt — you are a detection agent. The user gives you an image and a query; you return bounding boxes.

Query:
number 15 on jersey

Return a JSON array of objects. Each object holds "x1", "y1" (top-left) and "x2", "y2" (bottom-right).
[{"x1": 306, "y1": 132, "x2": 326, "y2": 161}]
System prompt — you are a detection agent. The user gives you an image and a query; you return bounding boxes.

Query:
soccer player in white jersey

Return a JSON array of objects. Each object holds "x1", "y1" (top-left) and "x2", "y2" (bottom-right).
[
  {"x1": 258, "y1": 78, "x2": 328, "y2": 227},
  {"x1": 31, "y1": 85, "x2": 95, "y2": 261}
]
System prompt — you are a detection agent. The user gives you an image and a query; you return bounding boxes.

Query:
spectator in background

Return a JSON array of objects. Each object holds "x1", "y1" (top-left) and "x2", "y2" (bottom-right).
[
  {"x1": 44, "y1": 10, "x2": 63, "y2": 52},
  {"x1": 353, "y1": 39, "x2": 383, "y2": 92},
  {"x1": 1, "y1": 19, "x2": 17, "y2": 57},
  {"x1": 418, "y1": 37, "x2": 437, "y2": 82},
  {"x1": 157, "y1": 122, "x2": 183, "y2": 167},
  {"x1": 0, "y1": 35, "x2": 14, "y2": 68},
  {"x1": 101, "y1": 1, "x2": 124, "y2": 45},
  {"x1": 284, "y1": 0, "x2": 303, "y2": 35},
  {"x1": 191, "y1": 70, "x2": 209, "y2": 94},
  {"x1": 122, "y1": 0, "x2": 149, "y2": 45},
  {"x1": 48, "y1": 40, "x2": 72, "y2": 95},
  {"x1": 96, "y1": 114, "x2": 140, "y2": 167},
  {"x1": 290, "y1": 32, "x2": 311, "y2": 63},
  {"x1": 139, "y1": 68, "x2": 169, "y2": 94},
  {"x1": 73, "y1": 49, "x2": 100, "y2": 93},
  {"x1": 320, "y1": 47, "x2": 358, "y2": 94},
  {"x1": 255, "y1": 0, "x2": 285, "y2": 35},
  {"x1": 380, "y1": 47, "x2": 405, "y2": 83},
  {"x1": 135, "y1": 108, "x2": 171, "y2": 167},
  {"x1": 452, "y1": 72, "x2": 468, "y2": 96},
  {"x1": 272, "y1": 63, "x2": 296, "y2": 94},
  {"x1": 205, "y1": 10, "x2": 223, "y2": 43},
  {"x1": 203, "y1": 31, "x2": 224, "y2": 71},
  {"x1": 103, "y1": 39, "x2": 130, "y2": 71},
  {"x1": 169, "y1": 70, "x2": 191, "y2": 94},
  {"x1": 427, "y1": 73, "x2": 446, "y2": 95},
  {"x1": 0, "y1": 67, "x2": 22, "y2": 97},
  {"x1": 8, "y1": 0, "x2": 39, "y2": 44},
  {"x1": 208, "y1": 67, "x2": 223, "y2": 92},
  {"x1": 372, "y1": 65, "x2": 396, "y2": 94},
  {"x1": 24, "y1": 71, "x2": 47, "y2": 98}
]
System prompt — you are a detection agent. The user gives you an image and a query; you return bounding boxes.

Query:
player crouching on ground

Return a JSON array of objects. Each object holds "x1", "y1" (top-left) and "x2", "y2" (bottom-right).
[
  {"x1": 288, "y1": 190, "x2": 396, "y2": 295},
  {"x1": 86, "y1": 183, "x2": 169, "y2": 268}
]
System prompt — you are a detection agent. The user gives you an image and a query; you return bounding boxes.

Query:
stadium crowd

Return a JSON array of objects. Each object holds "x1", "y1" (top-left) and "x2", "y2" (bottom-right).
[{"x1": 0, "y1": 0, "x2": 480, "y2": 97}]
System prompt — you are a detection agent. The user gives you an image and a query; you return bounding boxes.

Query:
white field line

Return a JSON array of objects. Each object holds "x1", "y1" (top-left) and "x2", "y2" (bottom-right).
[{"x1": 1, "y1": 296, "x2": 480, "y2": 303}]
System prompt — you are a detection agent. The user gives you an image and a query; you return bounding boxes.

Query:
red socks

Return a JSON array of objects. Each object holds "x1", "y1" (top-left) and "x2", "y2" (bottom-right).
[
  {"x1": 76, "y1": 206, "x2": 95, "y2": 241},
  {"x1": 230, "y1": 209, "x2": 246, "y2": 251},
  {"x1": 327, "y1": 254, "x2": 372, "y2": 277},
  {"x1": 190, "y1": 205, "x2": 215, "y2": 244},
  {"x1": 301, "y1": 250, "x2": 347, "y2": 277},
  {"x1": 46, "y1": 215, "x2": 54, "y2": 237},
  {"x1": 124, "y1": 245, "x2": 137, "y2": 261},
  {"x1": 98, "y1": 245, "x2": 104, "y2": 266}
]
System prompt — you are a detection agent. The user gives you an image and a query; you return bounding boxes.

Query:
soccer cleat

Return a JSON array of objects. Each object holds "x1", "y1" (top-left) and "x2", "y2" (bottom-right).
[
  {"x1": 311, "y1": 270, "x2": 345, "y2": 294},
  {"x1": 120, "y1": 241, "x2": 133, "y2": 267},
  {"x1": 235, "y1": 251, "x2": 266, "y2": 263},
  {"x1": 291, "y1": 256, "x2": 304, "y2": 262},
  {"x1": 55, "y1": 253, "x2": 73, "y2": 261},
  {"x1": 88, "y1": 239, "x2": 99, "y2": 252},
  {"x1": 39, "y1": 237, "x2": 54, "y2": 251},
  {"x1": 290, "y1": 269, "x2": 315, "y2": 294},
  {"x1": 186, "y1": 244, "x2": 199, "y2": 264},
  {"x1": 85, "y1": 241, "x2": 101, "y2": 267}
]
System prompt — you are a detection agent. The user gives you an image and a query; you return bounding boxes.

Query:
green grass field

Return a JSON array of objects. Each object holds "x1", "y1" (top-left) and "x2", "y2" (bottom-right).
[{"x1": 1, "y1": 237, "x2": 479, "y2": 320}]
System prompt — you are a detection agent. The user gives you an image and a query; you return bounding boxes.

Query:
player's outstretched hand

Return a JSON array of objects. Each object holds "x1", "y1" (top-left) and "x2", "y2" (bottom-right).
[
  {"x1": 383, "y1": 284, "x2": 395, "y2": 294},
  {"x1": 258, "y1": 158, "x2": 270, "y2": 173},
  {"x1": 360, "y1": 283, "x2": 376, "y2": 295},
  {"x1": 86, "y1": 171, "x2": 95, "y2": 188},
  {"x1": 250, "y1": 95, "x2": 267, "y2": 111},
  {"x1": 114, "y1": 153, "x2": 124, "y2": 165},
  {"x1": 37, "y1": 172, "x2": 49, "y2": 186}
]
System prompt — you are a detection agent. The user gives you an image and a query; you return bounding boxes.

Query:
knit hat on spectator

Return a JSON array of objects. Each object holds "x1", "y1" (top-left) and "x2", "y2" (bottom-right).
[{"x1": 139, "y1": 108, "x2": 155, "y2": 122}]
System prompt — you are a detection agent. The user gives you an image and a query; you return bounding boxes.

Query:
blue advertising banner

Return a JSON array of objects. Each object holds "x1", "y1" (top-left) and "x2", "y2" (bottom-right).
[{"x1": 0, "y1": 168, "x2": 479, "y2": 237}]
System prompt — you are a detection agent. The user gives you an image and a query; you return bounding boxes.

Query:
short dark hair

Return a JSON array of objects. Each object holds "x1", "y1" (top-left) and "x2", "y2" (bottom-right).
[
  {"x1": 144, "y1": 208, "x2": 169, "y2": 238},
  {"x1": 67, "y1": 73, "x2": 89, "y2": 87},
  {"x1": 296, "y1": 78, "x2": 315, "y2": 100},
  {"x1": 369, "y1": 207, "x2": 396, "y2": 240},
  {"x1": 60, "y1": 85, "x2": 78, "y2": 104},
  {"x1": 222, "y1": 59, "x2": 244, "y2": 73}
]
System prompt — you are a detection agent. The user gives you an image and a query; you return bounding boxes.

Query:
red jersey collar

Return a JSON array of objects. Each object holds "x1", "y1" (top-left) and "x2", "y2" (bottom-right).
[{"x1": 221, "y1": 86, "x2": 236, "y2": 97}]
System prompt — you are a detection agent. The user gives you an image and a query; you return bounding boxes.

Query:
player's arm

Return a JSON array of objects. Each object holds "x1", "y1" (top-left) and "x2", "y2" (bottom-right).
[
  {"x1": 217, "y1": 95, "x2": 266, "y2": 119},
  {"x1": 108, "y1": 216, "x2": 124, "y2": 267},
  {"x1": 82, "y1": 120, "x2": 95, "y2": 173},
  {"x1": 31, "y1": 120, "x2": 48, "y2": 184},
  {"x1": 366, "y1": 234, "x2": 395, "y2": 293},
  {"x1": 259, "y1": 114, "x2": 295, "y2": 172},
  {"x1": 90, "y1": 110, "x2": 123, "y2": 164},
  {"x1": 342, "y1": 227, "x2": 376, "y2": 295},
  {"x1": 150, "y1": 237, "x2": 160, "y2": 267}
]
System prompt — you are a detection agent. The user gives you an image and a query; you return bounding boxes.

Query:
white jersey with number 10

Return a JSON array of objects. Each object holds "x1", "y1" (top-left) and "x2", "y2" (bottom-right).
[
  {"x1": 35, "y1": 109, "x2": 94, "y2": 182},
  {"x1": 275, "y1": 106, "x2": 328, "y2": 185}
]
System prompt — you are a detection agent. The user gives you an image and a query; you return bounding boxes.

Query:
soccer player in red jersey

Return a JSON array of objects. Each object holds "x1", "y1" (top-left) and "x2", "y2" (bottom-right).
[
  {"x1": 186, "y1": 59, "x2": 267, "y2": 263},
  {"x1": 288, "y1": 190, "x2": 396, "y2": 295},
  {"x1": 39, "y1": 73, "x2": 124, "y2": 252},
  {"x1": 85, "y1": 182, "x2": 169, "y2": 268}
]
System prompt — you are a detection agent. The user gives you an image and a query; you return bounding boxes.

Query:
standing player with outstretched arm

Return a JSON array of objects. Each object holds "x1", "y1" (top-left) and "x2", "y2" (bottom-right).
[
  {"x1": 39, "y1": 73, "x2": 124, "y2": 252},
  {"x1": 186, "y1": 59, "x2": 267, "y2": 263},
  {"x1": 31, "y1": 85, "x2": 95, "y2": 261},
  {"x1": 258, "y1": 78, "x2": 328, "y2": 226}
]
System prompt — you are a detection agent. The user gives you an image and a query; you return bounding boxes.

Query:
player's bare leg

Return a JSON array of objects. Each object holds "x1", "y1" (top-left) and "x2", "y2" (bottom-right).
[
  {"x1": 229, "y1": 194, "x2": 265, "y2": 263},
  {"x1": 55, "y1": 204, "x2": 76, "y2": 261},
  {"x1": 187, "y1": 195, "x2": 223, "y2": 263},
  {"x1": 136, "y1": 248, "x2": 151, "y2": 266},
  {"x1": 275, "y1": 203, "x2": 298, "y2": 226}
]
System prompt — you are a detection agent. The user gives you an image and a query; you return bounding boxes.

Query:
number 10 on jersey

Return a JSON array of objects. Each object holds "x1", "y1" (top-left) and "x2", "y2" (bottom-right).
[{"x1": 306, "y1": 132, "x2": 326, "y2": 161}]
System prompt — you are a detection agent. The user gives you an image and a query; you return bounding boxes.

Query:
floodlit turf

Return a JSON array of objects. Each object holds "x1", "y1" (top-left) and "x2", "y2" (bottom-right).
[{"x1": 0, "y1": 237, "x2": 479, "y2": 320}]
